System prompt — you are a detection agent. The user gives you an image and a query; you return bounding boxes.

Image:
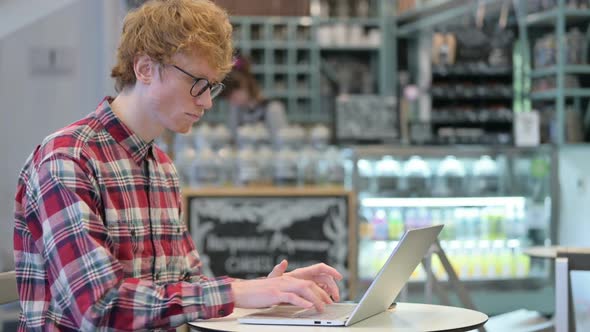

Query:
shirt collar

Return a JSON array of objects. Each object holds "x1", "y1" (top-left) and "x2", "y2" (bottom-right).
[{"x1": 96, "y1": 97, "x2": 153, "y2": 164}]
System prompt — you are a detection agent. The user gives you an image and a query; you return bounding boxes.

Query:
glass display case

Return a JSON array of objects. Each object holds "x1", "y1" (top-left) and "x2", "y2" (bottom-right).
[{"x1": 351, "y1": 145, "x2": 556, "y2": 315}]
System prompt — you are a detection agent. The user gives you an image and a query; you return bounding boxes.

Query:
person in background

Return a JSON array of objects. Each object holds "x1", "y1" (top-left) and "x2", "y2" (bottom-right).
[
  {"x1": 13, "y1": 0, "x2": 341, "y2": 330},
  {"x1": 222, "y1": 55, "x2": 289, "y2": 145}
]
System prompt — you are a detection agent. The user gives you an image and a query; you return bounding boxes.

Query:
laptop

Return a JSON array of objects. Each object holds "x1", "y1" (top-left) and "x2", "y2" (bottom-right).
[{"x1": 238, "y1": 224, "x2": 443, "y2": 327}]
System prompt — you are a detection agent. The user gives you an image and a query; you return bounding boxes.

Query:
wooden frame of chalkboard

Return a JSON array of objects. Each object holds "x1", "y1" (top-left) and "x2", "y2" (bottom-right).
[{"x1": 183, "y1": 186, "x2": 357, "y2": 300}]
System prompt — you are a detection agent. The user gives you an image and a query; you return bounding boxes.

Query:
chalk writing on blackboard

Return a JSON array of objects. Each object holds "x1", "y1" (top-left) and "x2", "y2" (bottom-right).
[{"x1": 188, "y1": 196, "x2": 350, "y2": 297}]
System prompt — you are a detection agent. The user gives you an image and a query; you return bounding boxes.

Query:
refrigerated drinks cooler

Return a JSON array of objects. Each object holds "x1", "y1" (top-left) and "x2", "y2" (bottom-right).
[{"x1": 351, "y1": 145, "x2": 556, "y2": 315}]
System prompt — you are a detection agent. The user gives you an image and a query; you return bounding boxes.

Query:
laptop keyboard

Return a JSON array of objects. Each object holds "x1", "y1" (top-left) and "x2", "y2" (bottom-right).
[{"x1": 267, "y1": 305, "x2": 353, "y2": 320}]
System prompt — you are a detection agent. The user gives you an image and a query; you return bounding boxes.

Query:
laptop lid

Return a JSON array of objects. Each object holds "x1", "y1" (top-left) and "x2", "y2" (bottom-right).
[
  {"x1": 345, "y1": 224, "x2": 443, "y2": 326},
  {"x1": 237, "y1": 225, "x2": 443, "y2": 327}
]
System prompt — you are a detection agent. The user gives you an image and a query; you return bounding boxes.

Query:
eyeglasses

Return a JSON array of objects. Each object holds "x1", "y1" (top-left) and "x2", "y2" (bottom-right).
[{"x1": 170, "y1": 64, "x2": 225, "y2": 99}]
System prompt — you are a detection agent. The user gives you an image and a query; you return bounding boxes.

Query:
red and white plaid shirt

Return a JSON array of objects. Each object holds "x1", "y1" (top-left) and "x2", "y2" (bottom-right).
[{"x1": 14, "y1": 97, "x2": 234, "y2": 331}]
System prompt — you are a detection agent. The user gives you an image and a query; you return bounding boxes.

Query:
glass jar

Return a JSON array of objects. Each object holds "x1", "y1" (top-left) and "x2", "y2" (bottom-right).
[
  {"x1": 189, "y1": 146, "x2": 219, "y2": 187},
  {"x1": 357, "y1": 159, "x2": 376, "y2": 194},
  {"x1": 235, "y1": 146, "x2": 260, "y2": 186},
  {"x1": 298, "y1": 146, "x2": 319, "y2": 185},
  {"x1": 210, "y1": 124, "x2": 230, "y2": 150},
  {"x1": 321, "y1": 146, "x2": 346, "y2": 186},
  {"x1": 217, "y1": 146, "x2": 236, "y2": 186},
  {"x1": 375, "y1": 156, "x2": 402, "y2": 195},
  {"x1": 256, "y1": 145, "x2": 274, "y2": 185},
  {"x1": 273, "y1": 147, "x2": 298, "y2": 186},
  {"x1": 402, "y1": 156, "x2": 432, "y2": 197},
  {"x1": 472, "y1": 155, "x2": 500, "y2": 195},
  {"x1": 436, "y1": 155, "x2": 466, "y2": 196}
]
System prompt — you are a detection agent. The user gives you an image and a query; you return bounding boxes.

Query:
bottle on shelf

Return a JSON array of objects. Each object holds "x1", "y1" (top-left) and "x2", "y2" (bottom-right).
[
  {"x1": 404, "y1": 208, "x2": 419, "y2": 231},
  {"x1": 370, "y1": 209, "x2": 389, "y2": 241},
  {"x1": 440, "y1": 208, "x2": 456, "y2": 241},
  {"x1": 359, "y1": 207, "x2": 374, "y2": 241},
  {"x1": 387, "y1": 208, "x2": 404, "y2": 240}
]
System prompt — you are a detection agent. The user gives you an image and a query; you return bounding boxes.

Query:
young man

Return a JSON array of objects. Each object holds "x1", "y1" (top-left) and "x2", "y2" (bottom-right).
[{"x1": 13, "y1": 0, "x2": 342, "y2": 330}]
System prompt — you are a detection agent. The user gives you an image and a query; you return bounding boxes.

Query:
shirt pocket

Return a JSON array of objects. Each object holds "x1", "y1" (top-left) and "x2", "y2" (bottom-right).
[
  {"x1": 104, "y1": 207, "x2": 142, "y2": 275},
  {"x1": 104, "y1": 209, "x2": 134, "y2": 252},
  {"x1": 161, "y1": 208, "x2": 189, "y2": 277}
]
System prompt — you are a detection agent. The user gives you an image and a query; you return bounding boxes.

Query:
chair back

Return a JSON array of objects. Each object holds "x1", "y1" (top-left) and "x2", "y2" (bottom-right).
[{"x1": 0, "y1": 271, "x2": 18, "y2": 304}]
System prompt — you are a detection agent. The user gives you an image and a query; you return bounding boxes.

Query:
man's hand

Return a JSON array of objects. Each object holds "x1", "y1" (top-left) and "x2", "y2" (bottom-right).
[
  {"x1": 267, "y1": 260, "x2": 343, "y2": 302},
  {"x1": 231, "y1": 275, "x2": 333, "y2": 311}
]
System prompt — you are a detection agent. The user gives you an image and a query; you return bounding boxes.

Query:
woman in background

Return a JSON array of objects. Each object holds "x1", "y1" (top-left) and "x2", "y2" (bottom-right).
[{"x1": 223, "y1": 56, "x2": 288, "y2": 145}]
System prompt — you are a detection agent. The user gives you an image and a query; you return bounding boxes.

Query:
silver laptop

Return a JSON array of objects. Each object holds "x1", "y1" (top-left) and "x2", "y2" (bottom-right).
[{"x1": 238, "y1": 224, "x2": 443, "y2": 327}]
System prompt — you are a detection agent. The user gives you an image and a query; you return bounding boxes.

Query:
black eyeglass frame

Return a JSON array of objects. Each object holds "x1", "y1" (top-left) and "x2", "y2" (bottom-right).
[{"x1": 170, "y1": 64, "x2": 225, "y2": 99}]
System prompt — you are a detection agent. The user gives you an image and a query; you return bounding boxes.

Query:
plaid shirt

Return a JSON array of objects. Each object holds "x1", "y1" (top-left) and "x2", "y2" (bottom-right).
[{"x1": 14, "y1": 97, "x2": 234, "y2": 331}]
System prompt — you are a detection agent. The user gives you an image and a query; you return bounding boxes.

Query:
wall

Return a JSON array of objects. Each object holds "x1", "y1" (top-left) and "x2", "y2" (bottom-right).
[
  {"x1": 0, "y1": 0, "x2": 123, "y2": 271},
  {"x1": 558, "y1": 146, "x2": 590, "y2": 330}
]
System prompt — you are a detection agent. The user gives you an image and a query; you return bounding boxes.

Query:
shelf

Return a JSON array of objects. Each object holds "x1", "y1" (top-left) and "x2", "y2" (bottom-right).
[
  {"x1": 235, "y1": 41, "x2": 314, "y2": 49},
  {"x1": 265, "y1": 91, "x2": 313, "y2": 99},
  {"x1": 251, "y1": 65, "x2": 313, "y2": 74},
  {"x1": 530, "y1": 65, "x2": 590, "y2": 78},
  {"x1": 397, "y1": 0, "x2": 501, "y2": 37},
  {"x1": 530, "y1": 88, "x2": 590, "y2": 100},
  {"x1": 431, "y1": 110, "x2": 513, "y2": 126},
  {"x1": 432, "y1": 66, "x2": 512, "y2": 77},
  {"x1": 315, "y1": 17, "x2": 381, "y2": 26},
  {"x1": 431, "y1": 93, "x2": 513, "y2": 100},
  {"x1": 396, "y1": 0, "x2": 470, "y2": 23},
  {"x1": 431, "y1": 120, "x2": 513, "y2": 127},
  {"x1": 524, "y1": 8, "x2": 590, "y2": 27},
  {"x1": 361, "y1": 196, "x2": 526, "y2": 208},
  {"x1": 319, "y1": 45, "x2": 380, "y2": 51}
]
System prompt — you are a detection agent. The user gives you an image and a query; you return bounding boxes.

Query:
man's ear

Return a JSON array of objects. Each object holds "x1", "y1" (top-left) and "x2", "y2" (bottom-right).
[{"x1": 133, "y1": 54, "x2": 155, "y2": 84}]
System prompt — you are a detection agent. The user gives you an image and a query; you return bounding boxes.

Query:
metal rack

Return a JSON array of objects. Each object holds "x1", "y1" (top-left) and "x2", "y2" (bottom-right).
[
  {"x1": 229, "y1": 16, "x2": 321, "y2": 124},
  {"x1": 396, "y1": 0, "x2": 517, "y2": 145},
  {"x1": 514, "y1": 0, "x2": 590, "y2": 145},
  {"x1": 212, "y1": 0, "x2": 397, "y2": 125}
]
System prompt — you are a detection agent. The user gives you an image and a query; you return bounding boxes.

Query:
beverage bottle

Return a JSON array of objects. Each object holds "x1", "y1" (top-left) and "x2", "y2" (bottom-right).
[
  {"x1": 513, "y1": 247, "x2": 530, "y2": 277},
  {"x1": 418, "y1": 207, "x2": 432, "y2": 228},
  {"x1": 387, "y1": 208, "x2": 404, "y2": 240},
  {"x1": 359, "y1": 207, "x2": 374, "y2": 240},
  {"x1": 404, "y1": 208, "x2": 418, "y2": 230},
  {"x1": 371, "y1": 209, "x2": 388, "y2": 240},
  {"x1": 431, "y1": 208, "x2": 442, "y2": 225},
  {"x1": 441, "y1": 208, "x2": 456, "y2": 240},
  {"x1": 479, "y1": 206, "x2": 495, "y2": 240},
  {"x1": 455, "y1": 208, "x2": 468, "y2": 240}
]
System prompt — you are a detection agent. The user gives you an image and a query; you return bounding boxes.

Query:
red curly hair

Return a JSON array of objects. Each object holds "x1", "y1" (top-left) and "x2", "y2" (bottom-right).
[{"x1": 111, "y1": 0, "x2": 234, "y2": 92}]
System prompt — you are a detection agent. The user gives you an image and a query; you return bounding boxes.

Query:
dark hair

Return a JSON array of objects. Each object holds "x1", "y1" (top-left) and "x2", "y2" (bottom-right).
[{"x1": 221, "y1": 55, "x2": 263, "y2": 102}]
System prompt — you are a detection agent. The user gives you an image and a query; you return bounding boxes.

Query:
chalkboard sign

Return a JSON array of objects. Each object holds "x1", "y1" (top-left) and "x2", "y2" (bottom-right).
[{"x1": 184, "y1": 187, "x2": 356, "y2": 299}]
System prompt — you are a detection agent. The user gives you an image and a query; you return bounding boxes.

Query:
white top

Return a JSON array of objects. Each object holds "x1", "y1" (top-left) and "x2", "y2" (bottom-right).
[{"x1": 189, "y1": 302, "x2": 488, "y2": 332}]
